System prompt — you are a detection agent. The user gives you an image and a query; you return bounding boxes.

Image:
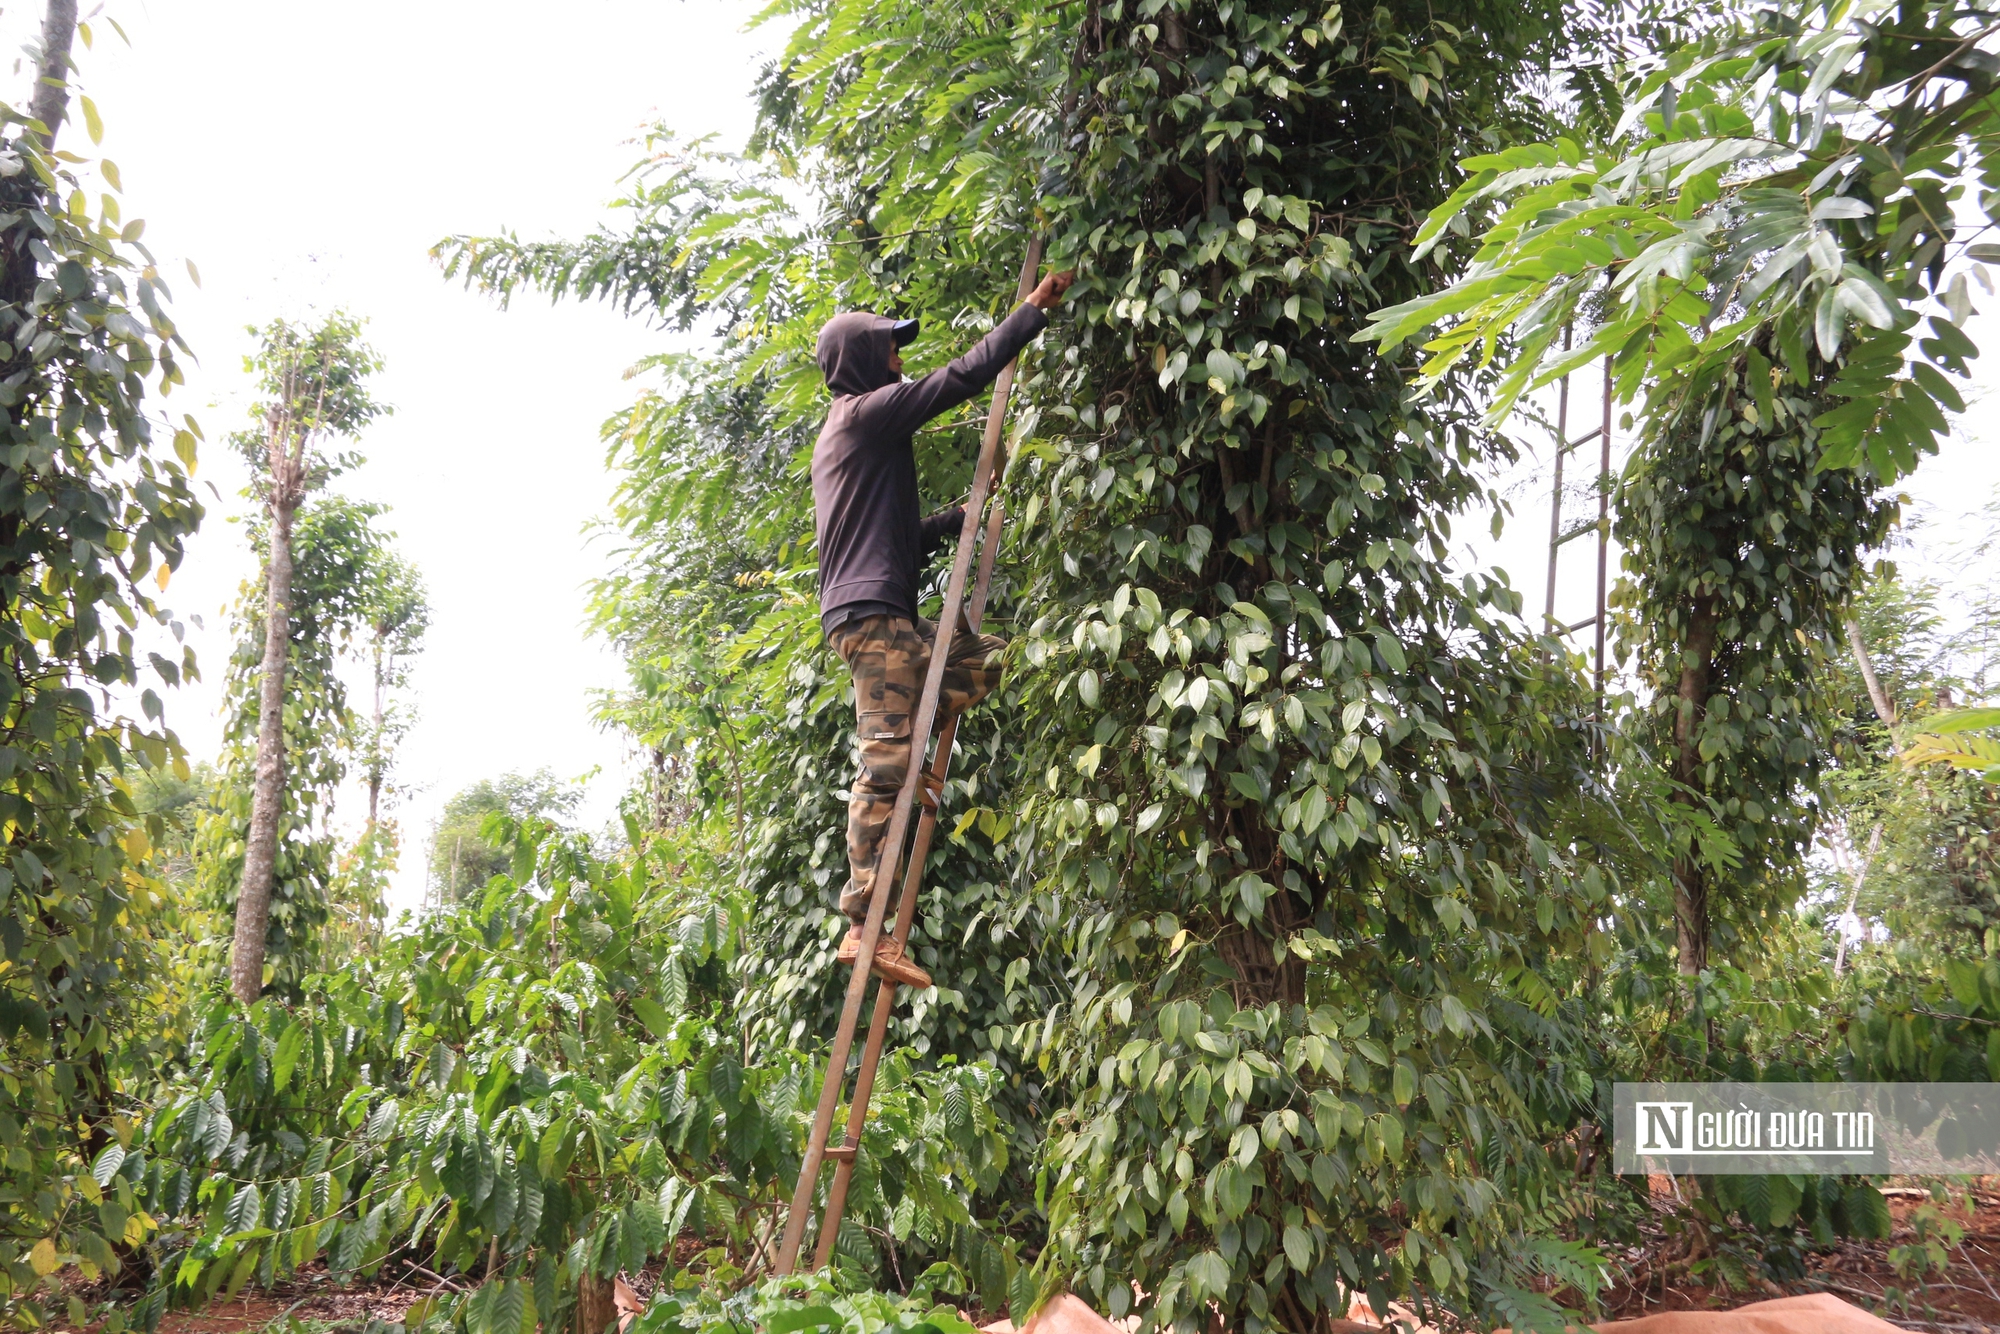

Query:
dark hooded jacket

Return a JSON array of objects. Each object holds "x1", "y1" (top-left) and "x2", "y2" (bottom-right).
[{"x1": 811, "y1": 302, "x2": 1048, "y2": 634}]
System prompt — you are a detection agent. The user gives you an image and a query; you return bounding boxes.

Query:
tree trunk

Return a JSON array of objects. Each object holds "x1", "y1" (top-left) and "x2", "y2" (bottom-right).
[
  {"x1": 1217, "y1": 898, "x2": 1307, "y2": 1008},
  {"x1": 1670, "y1": 851, "x2": 1709, "y2": 977},
  {"x1": 230, "y1": 493, "x2": 297, "y2": 1003},
  {"x1": 1832, "y1": 823, "x2": 1880, "y2": 976},
  {"x1": 651, "y1": 746, "x2": 672, "y2": 831},
  {"x1": 1216, "y1": 809, "x2": 1307, "y2": 1008},
  {"x1": 575, "y1": 1273, "x2": 617, "y2": 1334},
  {"x1": 0, "y1": 0, "x2": 76, "y2": 454},
  {"x1": 367, "y1": 629, "x2": 386, "y2": 825},
  {"x1": 1845, "y1": 617, "x2": 1899, "y2": 754},
  {"x1": 29, "y1": 0, "x2": 76, "y2": 150},
  {"x1": 1670, "y1": 597, "x2": 1719, "y2": 978}
]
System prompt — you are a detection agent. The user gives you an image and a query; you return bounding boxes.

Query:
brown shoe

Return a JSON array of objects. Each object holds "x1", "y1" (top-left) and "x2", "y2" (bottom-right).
[{"x1": 835, "y1": 926, "x2": 933, "y2": 989}]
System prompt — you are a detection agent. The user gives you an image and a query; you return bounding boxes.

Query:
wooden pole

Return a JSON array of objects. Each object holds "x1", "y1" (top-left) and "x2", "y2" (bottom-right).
[
  {"x1": 1544, "y1": 332, "x2": 1571, "y2": 631},
  {"x1": 1593, "y1": 354, "x2": 1613, "y2": 706}
]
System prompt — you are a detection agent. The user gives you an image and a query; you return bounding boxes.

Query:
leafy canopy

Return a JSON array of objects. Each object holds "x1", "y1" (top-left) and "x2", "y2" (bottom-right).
[{"x1": 1360, "y1": 0, "x2": 1999, "y2": 484}]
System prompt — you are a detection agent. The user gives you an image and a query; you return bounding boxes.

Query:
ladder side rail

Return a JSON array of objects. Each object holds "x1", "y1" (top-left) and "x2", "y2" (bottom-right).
[
  {"x1": 809, "y1": 493, "x2": 1014, "y2": 1269},
  {"x1": 1543, "y1": 329, "x2": 1573, "y2": 630},
  {"x1": 1593, "y1": 354, "x2": 1613, "y2": 703},
  {"x1": 775, "y1": 238, "x2": 1044, "y2": 1276}
]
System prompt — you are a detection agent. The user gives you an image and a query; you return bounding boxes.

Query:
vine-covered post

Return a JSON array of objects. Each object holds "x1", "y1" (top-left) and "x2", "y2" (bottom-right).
[{"x1": 0, "y1": 0, "x2": 204, "y2": 1318}]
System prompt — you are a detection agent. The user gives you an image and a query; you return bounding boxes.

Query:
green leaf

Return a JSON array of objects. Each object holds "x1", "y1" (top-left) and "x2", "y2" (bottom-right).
[
  {"x1": 1909, "y1": 359, "x2": 1966, "y2": 413},
  {"x1": 1183, "y1": 1066, "x2": 1212, "y2": 1123},
  {"x1": 1378, "y1": 1113, "x2": 1404, "y2": 1160},
  {"x1": 630, "y1": 995, "x2": 677, "y2": 1041},
  {"x1": 496, "y1": 1279, "x2": 527, "y2": 1334},
  {"x1": 1921, "y1": 707, "x2": 2000, "y2": 734},
  {"x1": 1185, "y1": 1250, "x2": 1231, "y2": 1301},
  {"x1": 765, "y1": 1305, "x2": 840, "y2": 1334},
  {"x1": 273, "y1": 1020, "x2": 306, "y2": 1093},
  {"x1": 537, "y1": 1118, "x2": 572, "y2": 1179},
  {"x1": 365, "y1": 1099, "x2": 399, "y2": 1143},
  {"x1": 1283, "y1": 1223, "x2": 1312, "y2": 1271},
  {"x1": 90, "y1": 1143, "x2": 126, "y2": 1186},
  {"x1": 1945, "y1": 959, "x2": 1983, "y2": 1009},
  {"x1": 1843, "y1": 1183, "x2": 1891, "y2": 1239}
]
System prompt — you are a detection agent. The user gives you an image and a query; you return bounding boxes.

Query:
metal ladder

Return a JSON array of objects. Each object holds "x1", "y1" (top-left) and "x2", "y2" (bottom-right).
[
  {"x1": 773, "y1": 237, "x2": 1045, "y2": 1276},
  {"x1": 1544, "y1": 348, "x2": 1615, "y2": 706}
]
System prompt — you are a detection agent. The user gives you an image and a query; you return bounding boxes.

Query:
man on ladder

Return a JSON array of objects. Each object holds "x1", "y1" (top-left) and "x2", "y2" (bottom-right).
[{"x1": 812, "y1": 267, "x2": 1074, "y2": 988}]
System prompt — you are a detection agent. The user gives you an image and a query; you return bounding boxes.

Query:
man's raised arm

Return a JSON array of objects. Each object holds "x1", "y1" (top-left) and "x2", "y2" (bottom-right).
[{"x1": 870, "y1": 270, "x2": 1075, "y2": 436}]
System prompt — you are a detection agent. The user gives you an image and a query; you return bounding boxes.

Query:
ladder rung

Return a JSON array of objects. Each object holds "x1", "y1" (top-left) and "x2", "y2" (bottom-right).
[
  {"x1": 1564, "y1": 615, "x2": 1599, "y2": 633},
  {"x1": 1554, "y1": 518, "x2": 1603, "y2": 547},
  {"x1": 1558, "y1": 426, "x2": 1603, "y2": 455},
  {"x1": 825, "y1": 1144, "x2": 857, "y2": 1163}
]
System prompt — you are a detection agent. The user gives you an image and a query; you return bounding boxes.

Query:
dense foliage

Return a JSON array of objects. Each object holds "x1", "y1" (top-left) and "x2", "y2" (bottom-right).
[
  {"x1": 6, "y1": 1, "x2": 1997, "y2": 1333},
  {"x1": 135, "y1": 821, "x2": 1020, "y2": 1330},
  {"x1": 425, "y1": 771, "x2": 582, "y2": 906},
  {"x1": 451, "y1": 0, "x2": 1640, "y2": 1328},
  {"x1": 1362, "y1": 0, "x2": 2000, "y2": 973},
  {"x1": 0, "y1": 15, "x2": 206, "y2": 1325},
  {"x1": 421, "y1": 0, "x2": 2000, "y2": 1329}
]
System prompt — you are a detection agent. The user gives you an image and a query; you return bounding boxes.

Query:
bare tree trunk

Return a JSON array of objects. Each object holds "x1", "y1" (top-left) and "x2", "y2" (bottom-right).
[
  {"x1": 1845, "y1": 617, "x2": 1900, "y2": 755},
  {"x1": 30, "y1": 0, "x2": 77, "y2": 150},
  {"x1": 230, "y1": 489, "x2": 297, "y2": 1004},
  {"x1": 575, "y1": 1273, "x2": 617, "y2": 1334},
  {"x1": 1671, "y1": 598, "x2": 1720, "y2": 978}
]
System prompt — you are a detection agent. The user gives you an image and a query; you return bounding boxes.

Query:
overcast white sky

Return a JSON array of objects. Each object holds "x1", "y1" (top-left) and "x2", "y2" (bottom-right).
[
  {"x1": 6, "y1": 0, "x2": 785, "y2": 916},
  {"x1": 7, "y1": 2, "x2": 1994, "y2": 922}
]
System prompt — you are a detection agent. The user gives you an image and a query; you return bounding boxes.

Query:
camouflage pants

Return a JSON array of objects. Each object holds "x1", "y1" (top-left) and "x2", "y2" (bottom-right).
[{"x1": 829, "y1": 613, "x2": 1006, "y2": 924}]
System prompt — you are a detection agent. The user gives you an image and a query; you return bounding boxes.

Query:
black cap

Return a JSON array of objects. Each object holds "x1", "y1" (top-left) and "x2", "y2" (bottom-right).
[{"x1": 891, "y1": 318, "x2": 921, "y2": 347}]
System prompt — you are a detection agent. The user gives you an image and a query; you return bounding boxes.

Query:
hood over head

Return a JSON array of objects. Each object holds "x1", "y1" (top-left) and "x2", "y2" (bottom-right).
[{"x1": 816, "y1": 311, "x2": 906, "y2": 397}]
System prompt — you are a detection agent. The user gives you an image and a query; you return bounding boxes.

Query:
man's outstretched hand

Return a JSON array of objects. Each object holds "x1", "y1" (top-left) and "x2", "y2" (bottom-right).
[{"x1": 1028, "y1": 269, "x2": 1076, "y2": 311}]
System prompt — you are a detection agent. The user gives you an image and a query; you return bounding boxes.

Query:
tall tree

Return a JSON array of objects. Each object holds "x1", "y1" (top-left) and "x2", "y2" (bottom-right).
[
  {"x1": 228, "y1": 314, "x2": 387, "y2": 1002},
  {"x1": 204, "y1": 495, "x2": 402, "y2": 993},
  {"x1": 322, "y1": 551, "x2": 428, "y2": 946},
  {"x1": 1361, "y1": 0, "x2": 1997, "y2": 978},
  {"x1": 361, "y1": 550, "x2": 427, "y2": 827},
  {"x1": 1823, "y1": 562, "x2": 2000, "y2": 958},
  {"x1": 425, "y1": 769, "x2": 581, "y2": 906}
]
